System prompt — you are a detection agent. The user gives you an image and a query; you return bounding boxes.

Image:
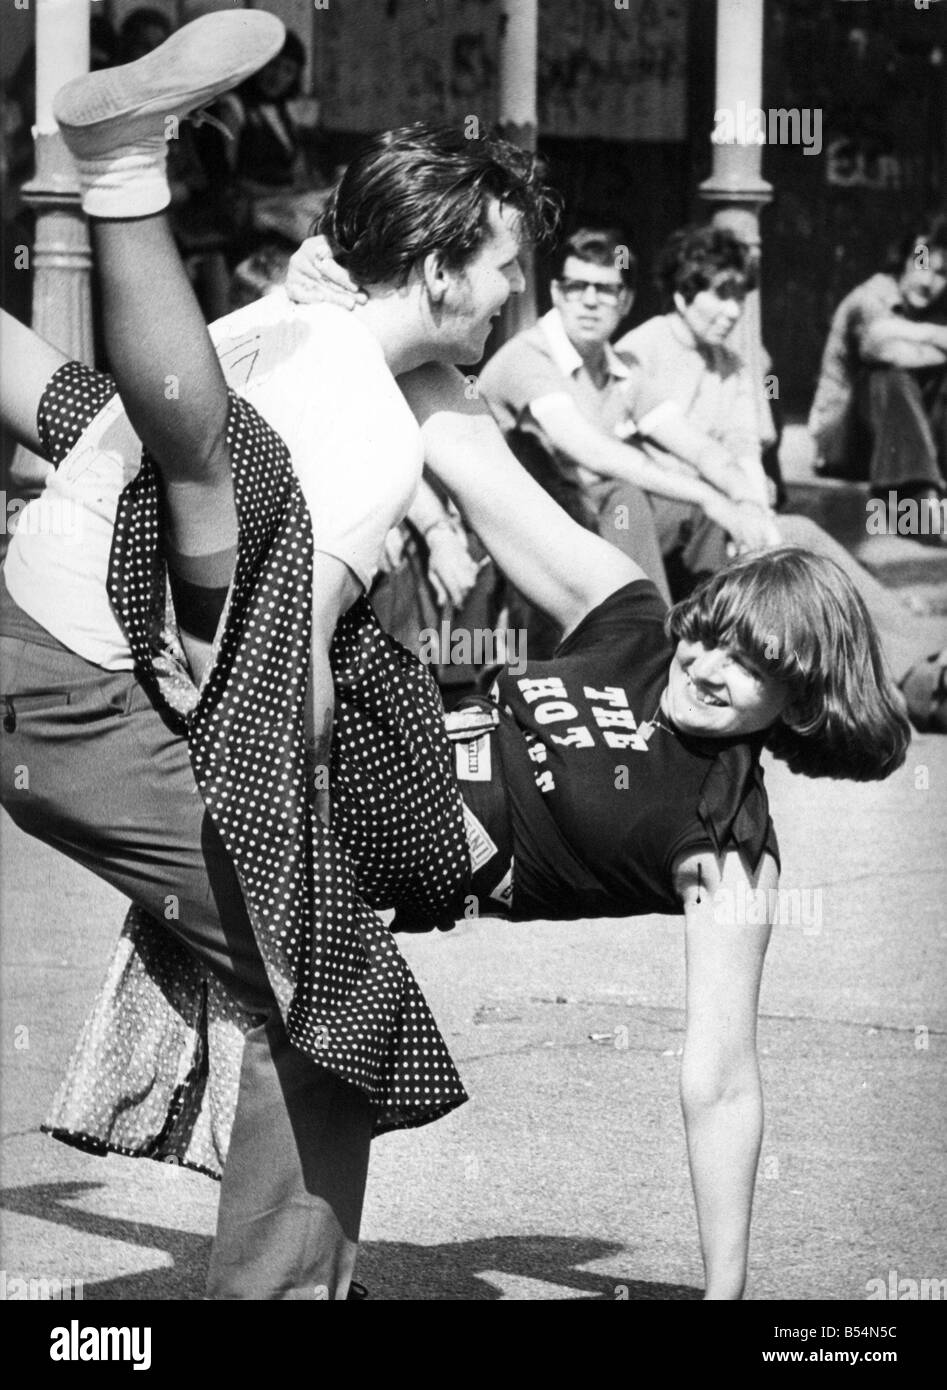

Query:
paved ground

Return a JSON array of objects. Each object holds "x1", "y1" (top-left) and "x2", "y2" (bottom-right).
[
  {"x1": 1, "y1": 441, "x2": 946, "y2": 1302},
  {"x1": 2, "y1": 745, "x2": 945, "y2": 1302}
]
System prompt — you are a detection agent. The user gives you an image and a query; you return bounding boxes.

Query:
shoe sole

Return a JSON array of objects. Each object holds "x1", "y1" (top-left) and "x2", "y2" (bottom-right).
[{"x1": 54, "y1": 10, "x2": 285, "y2": 145}]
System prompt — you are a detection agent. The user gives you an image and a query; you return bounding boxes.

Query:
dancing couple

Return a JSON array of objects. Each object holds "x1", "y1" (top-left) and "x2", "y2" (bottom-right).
[{"x1": 0, "y1": 11, "x2": 909, "y2": 1300}]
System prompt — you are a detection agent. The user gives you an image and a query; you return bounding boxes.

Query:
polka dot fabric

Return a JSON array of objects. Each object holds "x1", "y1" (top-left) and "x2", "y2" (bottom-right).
[
  {"x1": 37, "y1": 360, "x2": 117, "y2": 462},
  {"x1": 44, "y1": 365, "x2": 471, "y2": 1160},
  {"x1": 46, "y1": 904, "x2": 250, "y2": 1178}
]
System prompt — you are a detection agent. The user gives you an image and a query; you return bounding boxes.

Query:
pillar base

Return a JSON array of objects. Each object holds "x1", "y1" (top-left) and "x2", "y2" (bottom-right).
[{"x1": 700, "y1": 142, "x2": 773, "y2": 208}]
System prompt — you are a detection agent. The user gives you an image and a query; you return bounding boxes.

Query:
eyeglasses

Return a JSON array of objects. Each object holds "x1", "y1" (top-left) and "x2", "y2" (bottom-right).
[{"x1": 556, "y1": 277, "x2": 625, "y2": 304}]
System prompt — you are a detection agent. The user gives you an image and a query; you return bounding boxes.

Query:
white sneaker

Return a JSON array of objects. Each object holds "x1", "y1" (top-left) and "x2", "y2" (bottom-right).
[{"x1": 54, "y1": 9, "x2": 285, "y2": 157}]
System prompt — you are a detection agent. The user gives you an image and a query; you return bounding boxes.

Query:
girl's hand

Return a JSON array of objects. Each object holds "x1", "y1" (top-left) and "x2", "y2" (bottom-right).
[
  {"x1": 285, "y1": 234, "x2": 367, "y2": 309},
  {"x1": 424, "y1": 522, "x2": 481, "y2": 610}
]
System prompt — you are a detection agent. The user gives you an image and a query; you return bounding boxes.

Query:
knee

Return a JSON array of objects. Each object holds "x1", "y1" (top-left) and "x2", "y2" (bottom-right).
[{"x1": 865, "y1": 364, "x2": 921, "y2": 407}]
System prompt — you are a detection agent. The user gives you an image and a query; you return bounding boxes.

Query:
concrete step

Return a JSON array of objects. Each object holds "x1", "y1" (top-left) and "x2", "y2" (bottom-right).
[{"x1": 780, "y1": 425, "x2": 947, "y2": 603}]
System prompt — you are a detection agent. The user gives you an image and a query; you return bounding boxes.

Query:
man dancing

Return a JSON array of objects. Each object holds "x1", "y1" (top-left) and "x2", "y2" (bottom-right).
[{"x1": 1, "y1": 9, "x2": 556, "y2": 1299}]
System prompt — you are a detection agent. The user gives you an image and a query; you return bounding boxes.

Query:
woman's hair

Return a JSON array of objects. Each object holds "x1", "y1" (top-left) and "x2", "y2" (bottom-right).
[
  {"x1": 656, "y1": 224, "x2": 757, "y2": 309},
  {"x1": 666, "y1": 548, "x2": 911, "y2": 782},
  {"x1": 315, "y1": 122, "x2": 561, "y2": 288}
]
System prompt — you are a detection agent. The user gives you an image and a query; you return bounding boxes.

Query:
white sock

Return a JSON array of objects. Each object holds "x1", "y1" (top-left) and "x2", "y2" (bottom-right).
[{"x1": 71, "y1": 136, "x2": 170, "y2": 218}]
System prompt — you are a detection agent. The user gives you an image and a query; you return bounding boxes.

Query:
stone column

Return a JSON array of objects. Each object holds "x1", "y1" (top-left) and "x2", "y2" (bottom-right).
[
  {"x1": 699, "y1": 0, "x2": 774, "y2": 457},
  {"x1": 496, "y1": 0, "x2": 538, "y2": 340},
  {"x1": 11, "y1": 0, "x2": 92, "y2": 493}
]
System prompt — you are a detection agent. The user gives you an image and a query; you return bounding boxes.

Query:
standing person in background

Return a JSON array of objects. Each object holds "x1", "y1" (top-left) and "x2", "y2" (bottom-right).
[
  {"x1": 209, "y1": 30, "x2": 329, "y2": 309},
  {"x1": 808, "y1": 215, "x2": 947, "y2": 543},
  {"x1": 211, "y1": 29, "x2": 313, "y2": 204}
]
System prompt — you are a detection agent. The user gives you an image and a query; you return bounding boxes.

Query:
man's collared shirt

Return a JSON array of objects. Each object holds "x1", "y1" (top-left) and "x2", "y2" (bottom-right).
[{"x1": 479, "y1": 307, "x2": 673, "y2": 444}]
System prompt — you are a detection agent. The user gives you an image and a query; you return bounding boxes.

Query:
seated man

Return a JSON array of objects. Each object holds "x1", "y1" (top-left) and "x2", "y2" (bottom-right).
[
  {"x1": 475, "y1": 227, "x2": 776, "y2": 648},
  {"x1": 808, "y1": 215, "x2": 947, "y2": 542}
]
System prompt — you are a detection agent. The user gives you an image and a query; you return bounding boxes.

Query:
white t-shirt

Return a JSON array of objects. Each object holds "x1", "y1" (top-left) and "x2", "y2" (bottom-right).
[{"x1": 4, "y1": 295, "x2": 423, "y2": 669}]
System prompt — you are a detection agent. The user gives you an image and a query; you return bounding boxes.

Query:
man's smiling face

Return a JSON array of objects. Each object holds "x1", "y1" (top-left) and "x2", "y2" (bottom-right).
[{"x1": 435, "y1": 200, "x2": 526, "y2": 364}]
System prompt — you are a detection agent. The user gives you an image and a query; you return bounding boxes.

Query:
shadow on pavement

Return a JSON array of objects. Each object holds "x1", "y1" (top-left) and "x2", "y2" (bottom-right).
[
  {"x1": 356, "y1": 1235, "x2": 702, "y2": 1300},
  {"x1": 0, "y1": 1180, "x2": 209, "y2": 1300},
  {"x1": 1, "y1": 1181, "x2": 702, "y2": 1300}
]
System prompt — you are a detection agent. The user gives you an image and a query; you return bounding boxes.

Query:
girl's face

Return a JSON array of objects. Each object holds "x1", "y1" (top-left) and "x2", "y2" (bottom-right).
[{"x1": 663, "y1": 638, "x2": 792, "y2": 739}]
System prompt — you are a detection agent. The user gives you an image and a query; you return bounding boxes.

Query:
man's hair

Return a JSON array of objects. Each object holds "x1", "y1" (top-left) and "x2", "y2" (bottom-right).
[
  {"x1": 656, "y1": 224, "x2": 758, "y2": 308},
  {"x1": 551, "y1": 227, "x2": 637, "y2": 292},
  {"x1": 889, "y1": 212, "x2": 947, "y2": 274},
  {"x1": 315, "y1": 123, "x2": 561, "y2": 288},
  {"x1": 667, "y1": 547, "x2": 911, "y2": 783}
]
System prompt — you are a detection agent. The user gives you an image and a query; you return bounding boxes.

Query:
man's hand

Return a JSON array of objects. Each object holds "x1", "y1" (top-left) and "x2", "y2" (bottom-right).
[
  {"x1": 424, "y1": 522, "x2": 481, "y2": 610},
  {"x1": 285, "y1": 234, "x2": 367, "y2": 309},
  {"x1": 721, "y1": 458, "x2": 773, "y2": 512},
  {"x1": 704, "y1": 494, "x2": 781, "y2": 553}
]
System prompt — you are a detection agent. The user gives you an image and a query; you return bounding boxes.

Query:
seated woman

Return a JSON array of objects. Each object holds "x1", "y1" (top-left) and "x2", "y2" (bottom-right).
[{"x1": 612, "y1": 224, "x2": 947, "y2": 732}]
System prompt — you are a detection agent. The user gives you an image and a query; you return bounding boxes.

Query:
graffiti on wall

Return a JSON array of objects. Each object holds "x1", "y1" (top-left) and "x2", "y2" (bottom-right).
[{"x1": 310, "y1": 0, "x2": 687, "y2": 141}]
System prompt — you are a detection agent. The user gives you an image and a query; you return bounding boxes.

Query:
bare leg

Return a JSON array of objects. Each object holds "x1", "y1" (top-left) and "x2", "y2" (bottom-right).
[
  {"x1": 91, "y1": 213, "x2": 238, "y2": 561},
  {"x1": 50, "y1": 7, "x2": 285, "y2": 564},
  {"x1": 0, "y1": 309, "x2": 68, "y2": 458}
]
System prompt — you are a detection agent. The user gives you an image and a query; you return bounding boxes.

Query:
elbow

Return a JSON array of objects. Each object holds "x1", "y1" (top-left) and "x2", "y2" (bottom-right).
[{"x1": 859, "y1": 332, "x2": 901, "y2": 367}]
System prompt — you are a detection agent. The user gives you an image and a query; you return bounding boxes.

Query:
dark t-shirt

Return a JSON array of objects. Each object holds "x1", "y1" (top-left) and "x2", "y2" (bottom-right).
[{"x1": 493, "y1": 581, "x2": 779, "y2": 920}]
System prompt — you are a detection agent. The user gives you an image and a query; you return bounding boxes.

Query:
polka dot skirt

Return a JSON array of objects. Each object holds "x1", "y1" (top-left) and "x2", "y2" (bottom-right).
[{"x1": 42, "y1": 364, "x2": 472, "y2": 1171}]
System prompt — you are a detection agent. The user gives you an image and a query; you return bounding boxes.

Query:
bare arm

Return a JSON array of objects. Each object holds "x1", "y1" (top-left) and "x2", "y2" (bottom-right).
[
  {"x1": 637, "y1": 406, "x2": 757, "y2": 502},
  {"x1": 398, "y1": 364, "x2": 642, "y2": 635},
  {"x1": 861, "y1": 315, "x2": 947, "y2": 368},
  {"x1": 673, "y1": 846, "x2": 778, "y2": 1300},
  {"x1": 0, "y1": 308, "x2": 68, "y2": 457},
  {"x1": 529, "y1": 393, "x2": 735, "y2": 509},
  {"x1": 528, "y1": 396, "x2": 777, "y2": 548}
]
